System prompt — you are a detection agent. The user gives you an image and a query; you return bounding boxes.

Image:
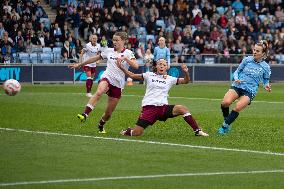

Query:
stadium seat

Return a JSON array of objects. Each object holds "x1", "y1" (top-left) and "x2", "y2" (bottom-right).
[
  {"x1": 11, "y1": 53, "x2": 18, "y2": 63},
  {"x1": 43, "y1": 47, "x2": 52, "y2": 54},
  {"x1": 40, "y1": 53, "x2": 52, "y2": 64},
  {"x1": 30, "y1": 53, "x2": 39, "y2": 64},
  {"x1": 156, "y1": 20, "x2": 165, "y2": 29},
  {"x1": 146, "y1": 35, "x2": 155, "y2": 43},
  {"x1": 18, "y1": 53, "x2": 30, "y2": 64},
  {"x1": 31, "y1": 47, "x2": 43, "y2": 53},
  {"x1": 53, "y1": 47, "x2": 62, "y2": 63}
]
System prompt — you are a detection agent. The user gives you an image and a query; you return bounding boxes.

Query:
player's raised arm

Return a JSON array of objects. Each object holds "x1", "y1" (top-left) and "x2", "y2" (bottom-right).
[
  {"x1": 68, "y1": 54, "x2": 102, "y2": 69},
  {"x1": 177, "y1": 64, "x2": 190, "y2": 84},
  {"x1": 116, "y1": 60, "x2": 143, "y2": 80}
]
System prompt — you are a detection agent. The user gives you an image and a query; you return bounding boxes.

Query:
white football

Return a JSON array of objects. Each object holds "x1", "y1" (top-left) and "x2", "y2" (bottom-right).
[{"x1": 3, "y1": 79, "x2": 21, "y2": 96}]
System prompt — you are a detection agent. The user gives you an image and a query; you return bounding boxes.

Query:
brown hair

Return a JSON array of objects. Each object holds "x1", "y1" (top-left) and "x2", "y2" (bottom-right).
[
  {"x1": 256, "y1": 40, "x2": 269, "y2": 59},
  {"x1": 113, "y1": 31, "x2": 128, "y2": 41}
]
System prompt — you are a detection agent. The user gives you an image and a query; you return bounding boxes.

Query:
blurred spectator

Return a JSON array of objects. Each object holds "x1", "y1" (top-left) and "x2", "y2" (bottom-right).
[
  {"x1": 153, "y1": 37, "x2": 171, "y2": 67},
  {"x1": 0, "y1": 22, "x2": 5, "y2": 39},
  {"x1": 71, "y1": 8, "x2": 81, "y2": 40},
  {"x1": 232, "y1": 0, "x2": 244, "y2": 13},
  {"x1": 144, "y1": 48, "x2": 154, "y2": 72},
  {"x1": 129, "y1": 34, "x2": 139, "y2": 49},
  {"x1": 217, "y1": 14, "x2": 228, "y2": 29},
  {"x1": 52, "y1": 23, "x2": 63, "y2": 41}
]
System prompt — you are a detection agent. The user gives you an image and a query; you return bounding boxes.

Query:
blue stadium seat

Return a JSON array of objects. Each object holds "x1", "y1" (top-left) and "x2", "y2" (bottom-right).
[
  {"x1": 156, "y1": 20, "x2": 165, "y2": 29},
  {"x1": 31, "y1": 47, "x2": 43, "y2": 53},
  {"x1": 18, "y1": 53, "x2": 30, "y2": 64},
  {"x1": 40, "y1": 53, "x2": 52, "y2": 64},
  {"x1": 146, "y1": 35, "x2": 155, "y2": 43},
  {"x1": 43, "y1": 47, "x2": 52, "y2": 54},
  {"x1": 30, "y1": 53, "x2": 39, "y2": 64},
  {"x1": 53, "y1": 47, "x2": 62, "y2": 63},
  {"x1": 12, "y1": 53, "x2": 18, "y2": 63}
]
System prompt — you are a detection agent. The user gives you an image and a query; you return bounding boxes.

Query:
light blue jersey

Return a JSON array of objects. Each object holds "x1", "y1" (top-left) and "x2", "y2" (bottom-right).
[
  {"x1": 153, "y1": 46, "x2": 171, "y2": 66},
  {"x1": 232, "y1": 56, "x2": 271, "y2": 96}
]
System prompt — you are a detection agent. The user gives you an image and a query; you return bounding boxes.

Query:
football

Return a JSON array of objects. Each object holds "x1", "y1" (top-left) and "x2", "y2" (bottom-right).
[{"x1": 3, "y1": 79, "x2": 21, "y2": 96}]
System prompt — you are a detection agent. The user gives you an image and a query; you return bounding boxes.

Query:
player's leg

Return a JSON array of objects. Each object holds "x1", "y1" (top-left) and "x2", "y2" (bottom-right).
[
  {"x1": 85, "y1": 69, "x2": 93, "y2": 97},
  {"x1": 221, "y1": 89, "x2": 239, "y2": 119},
  {"x1": 97, "y1": 96, "x2": 120, "y2": 133},
  {"x1": 121, "y1": 125, "x2": 145, "y2": 136},
  {"x1": 225, "y1": 95, "x2": 250, "y2": 125},
  {"x1": 219, "y1": 94, "x2": 250, "y2": 135},
  {"x1": 77, "y1": 80, "x2": 109, "y2": 122},
  {"x1": 121, "y1": 106, "x2": 155, "y2": 136},
  {"x1": 172, "y1": 105, "x2": 209, "y2": 136}
]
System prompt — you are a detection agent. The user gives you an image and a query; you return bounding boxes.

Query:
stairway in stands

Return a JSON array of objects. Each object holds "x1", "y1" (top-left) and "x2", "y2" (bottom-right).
[{"x1": 37, "y1": 0, "x2": 57, "y2": 23}]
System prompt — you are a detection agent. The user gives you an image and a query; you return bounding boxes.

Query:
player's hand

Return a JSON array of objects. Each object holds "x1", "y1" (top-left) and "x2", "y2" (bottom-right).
[
  {"x1": 181, "y1": 64, "x2": 188, "y2": 72},
  {"x1": 234, "y1": 80, "x2": 241, "y2": 84},
  {"x1": 68, "y1": 62, "x2": 81, "y2": 69},
  {"x1": 116, "y1": 59, "x2": 123, "y2": 69},
  {"x1": 117, "y1": 56, "x2": 127, "y2": 64},
  {"x1": 265, "y1": 85, "x2": 271, "y2": 92}
]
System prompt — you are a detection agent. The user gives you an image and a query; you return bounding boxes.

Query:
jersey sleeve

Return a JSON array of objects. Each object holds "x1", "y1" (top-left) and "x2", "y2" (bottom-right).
[
  {"x1": 233, "y1": 57, "x2": 248, "y2": 81},
  {"x1": 169, "y1": 75, "x2": 178, "y2": 86},
  {"x1": 100, "y1": 48, "x2": 109, "y2": 59},
  {"x1": 142, "y1": 72, "x2": 149, "y2": 81},
  {"x1": 262, "y1": 64, "x2": 271, "y2": 87},
  {"x1": 128, "y1": 50, "x2": 136, "y2": 59}
]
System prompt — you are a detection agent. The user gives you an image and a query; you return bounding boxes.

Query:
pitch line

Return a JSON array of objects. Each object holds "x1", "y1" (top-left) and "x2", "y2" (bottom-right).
[
  {"x1": 123, "y1": 94, "x2": 284, "y2": 104},
  {"x1": 1, "y1": 127, "x2": 284, "y2": 156},
  {"x1": 2, "y1": 92, "x2": 283, "y2": 104},
  {"x1": 0, "y1": 170, "x2": 284, "y2": 187}
]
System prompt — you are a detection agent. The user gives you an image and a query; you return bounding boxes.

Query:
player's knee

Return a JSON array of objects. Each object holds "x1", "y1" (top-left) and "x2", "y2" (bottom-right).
[
  {"x1": 221, "y1": 100, "x2": 231, "y2": 107},
  {"x1": 174, "y1": 105, "x2": 188, "y2": 115},
  {"x1": 132, "y1": 128, "x2": 143, "y2": 136},
  {"x1": 233, "y1": 107, "x2": 241, "y2": 112}
]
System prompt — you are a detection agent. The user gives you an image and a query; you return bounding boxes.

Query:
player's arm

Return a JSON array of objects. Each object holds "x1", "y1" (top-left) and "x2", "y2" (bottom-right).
[
  {"x1": 177, "y1": 64, "x2": 190, "y2": 84},
  {"x1": 116, "y1": 61, "x2": 143, "y2": 80},
  {"x1": 263, "y1": 65, "x2": 271, "y2": 92},
  {"x1": 68, "y1": 54, "x2": 102, "y2": 69},
  {"x1": 118, "y1": 56, "x2": 139, "y2": 69},
  {"x1": 166, "y1": 48, "x2": 171, "y2": 69}
]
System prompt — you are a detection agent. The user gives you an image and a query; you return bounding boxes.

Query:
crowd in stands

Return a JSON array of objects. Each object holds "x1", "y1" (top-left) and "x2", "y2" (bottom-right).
[{"x1": 0, "y1": 0, "x2": 284, "y2": 64}]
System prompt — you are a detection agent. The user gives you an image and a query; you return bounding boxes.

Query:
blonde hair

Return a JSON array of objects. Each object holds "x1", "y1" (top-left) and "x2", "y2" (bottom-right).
[
  {"x1": 256, "y1": 40, "x2": 269, "y2": 59},
  {"x1": 113, "y1": 31, "x2": 128, "y2": 41}
]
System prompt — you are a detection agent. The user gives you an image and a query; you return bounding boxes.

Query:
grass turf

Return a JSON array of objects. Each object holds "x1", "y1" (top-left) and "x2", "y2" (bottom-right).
[{"x1": 0, "y1": 83, "x2": 283, "y2": 188}]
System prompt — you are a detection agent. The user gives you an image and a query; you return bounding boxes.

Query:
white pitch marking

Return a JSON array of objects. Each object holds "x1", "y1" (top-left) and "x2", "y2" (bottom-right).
[
  {"x1": 2, "y1": 92, "x2": 284, "y2": 104},
  {"x1": 0, "y1": 170, "x2": 283, "y2": 187},
  {"x1": 1, "y1": 127, "x2": 284, "y2": 156}
]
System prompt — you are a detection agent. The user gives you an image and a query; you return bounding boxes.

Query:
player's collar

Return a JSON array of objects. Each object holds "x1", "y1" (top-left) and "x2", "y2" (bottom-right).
[
  {"x1": 253, "y1": 58, "x2": 262, "y2": 63},
  {"x1": 114, "y1": 47, "x2": 126, "y2": 53}
]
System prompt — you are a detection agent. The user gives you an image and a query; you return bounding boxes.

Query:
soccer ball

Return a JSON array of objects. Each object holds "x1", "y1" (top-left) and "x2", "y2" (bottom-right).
[{"x1": 3, "y1": 79, "x2": 21, "y2": 96}]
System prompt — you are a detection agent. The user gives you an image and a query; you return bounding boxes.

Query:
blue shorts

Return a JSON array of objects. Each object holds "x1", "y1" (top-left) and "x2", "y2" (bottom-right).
[{"x1": 231, "y1": 86, "x2": 255, "y2": 104}]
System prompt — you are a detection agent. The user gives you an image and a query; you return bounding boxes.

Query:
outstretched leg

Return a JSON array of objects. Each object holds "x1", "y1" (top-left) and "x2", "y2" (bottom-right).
[
  {"x1": 172, "y1": 105, "x2": 209, "y2": 136},
  {"x1": 78, "y1": 80, "x2": 109, "y2": 122}
]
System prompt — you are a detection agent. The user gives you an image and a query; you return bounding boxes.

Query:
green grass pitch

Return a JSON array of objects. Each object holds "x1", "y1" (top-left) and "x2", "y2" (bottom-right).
[{"x1": 0, "y1": 83, "x2": 284, "y2": 188}]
